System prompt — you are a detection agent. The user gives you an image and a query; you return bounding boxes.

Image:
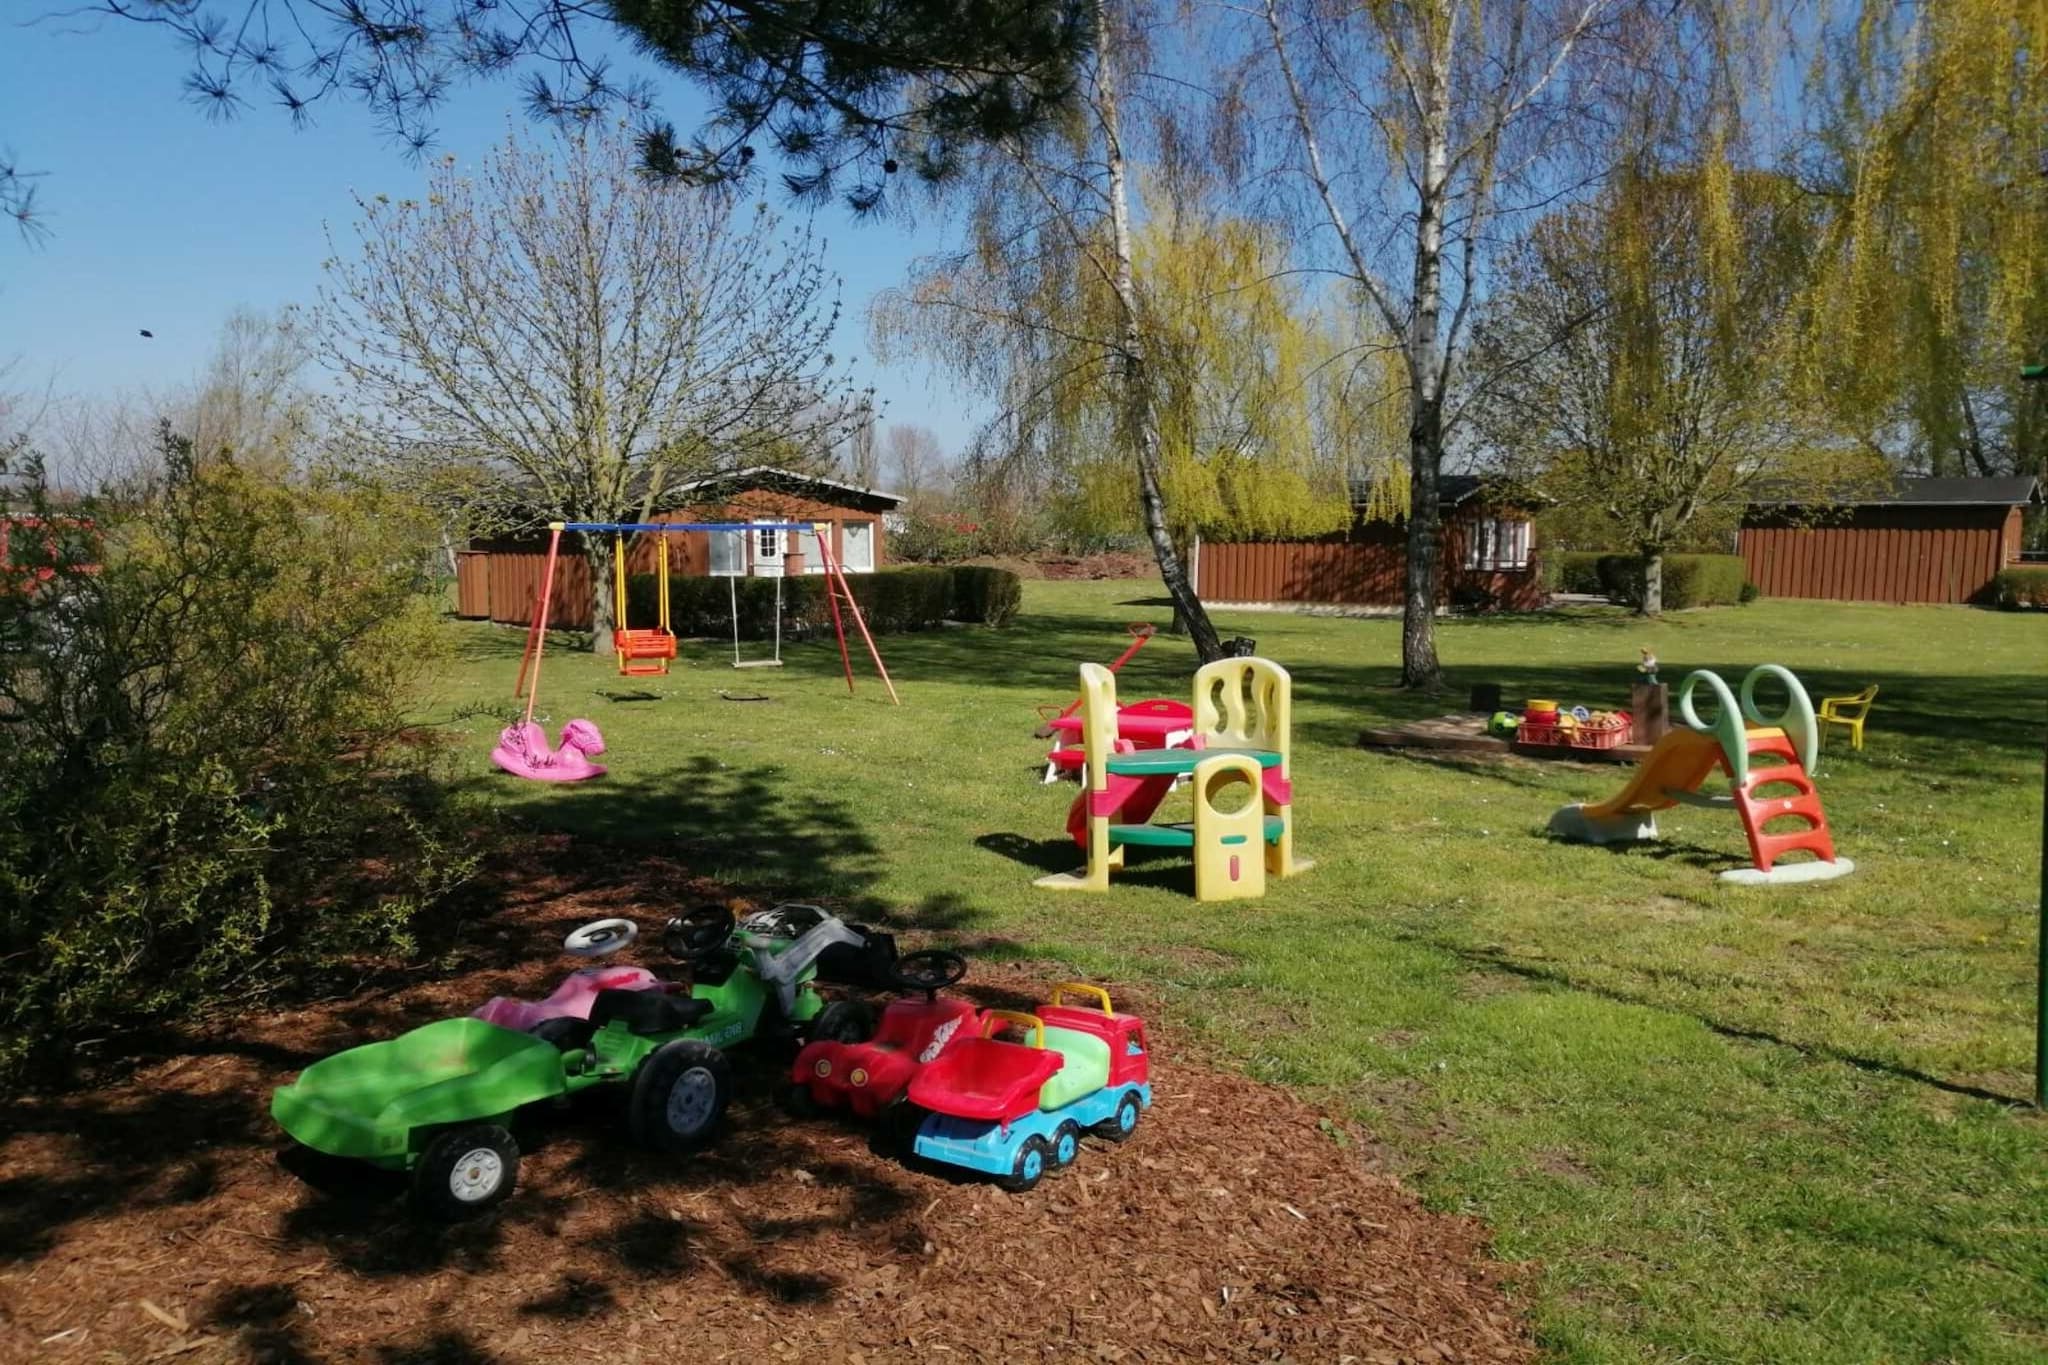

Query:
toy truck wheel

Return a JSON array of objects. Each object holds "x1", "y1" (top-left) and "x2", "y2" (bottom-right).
[
  {"x1": 1050, "y1": 1120, "x2": 1082, "y2": 1169},
  {"x1": 1001, "y1": 1135, "x2": 1053, "y2": 1193},
  {"x1": 1093, "y1": 1091, "x2": 1142, "y2": 1143},
  {"x1": 809, "y1": 1000, "x2": 874, "y2": 1044},
  {"x1": 630, "y1": 1040, "x2": 732, "y2": 1154},
  {"x1": 412, "y1": 1125, "x2": 519, "y2": 1221}
]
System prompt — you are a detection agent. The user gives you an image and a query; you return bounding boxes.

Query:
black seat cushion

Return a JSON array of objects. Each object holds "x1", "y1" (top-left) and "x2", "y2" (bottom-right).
[{"x1": 590, "y1": 988, "x2": 714, "y2": 1037}]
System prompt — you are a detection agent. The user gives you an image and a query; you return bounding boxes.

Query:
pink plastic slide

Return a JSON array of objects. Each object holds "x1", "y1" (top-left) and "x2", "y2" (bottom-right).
[
  {"x1": 490, "y1": 718, "x2": 607, "y2": 782},
  {"x1": 473, "y1": 964, "x2": 660, "y2": 1031}
]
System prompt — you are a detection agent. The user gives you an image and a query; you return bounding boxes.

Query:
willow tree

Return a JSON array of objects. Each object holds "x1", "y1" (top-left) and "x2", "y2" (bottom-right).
[
  {"x1": 876, "y1": 0, "x2": 1363, "y2": 659},
  {"x1": 1799, "y1": 4, "x2": 2048, "y2": 484},
  {"x1": 1474, "y1": 168, "x2": 1869, "y2": 613},
  {"x1": 1050, "y1": 219, "x2": 1375, "y2": 564},
  {"x1": 315, "y1": 128, "x2": 859, "y2": 653},
  {"x1": 879, "y1": 180, "x2": 1363, "y2": 651}
]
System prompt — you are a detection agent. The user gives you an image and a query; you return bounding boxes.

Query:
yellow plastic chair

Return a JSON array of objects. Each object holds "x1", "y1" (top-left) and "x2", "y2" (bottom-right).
[{"x1": 1817, "y1": 684, "x2": 1878, "y2": 750}]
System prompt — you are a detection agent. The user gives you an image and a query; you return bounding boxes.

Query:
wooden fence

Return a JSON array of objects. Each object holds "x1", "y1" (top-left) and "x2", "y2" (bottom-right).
[{"x1": 1738, "y1": 506, "x2": 2020, "y2": 604}]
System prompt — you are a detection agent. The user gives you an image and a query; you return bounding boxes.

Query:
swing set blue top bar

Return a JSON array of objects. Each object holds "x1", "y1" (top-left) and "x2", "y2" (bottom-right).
[{"x1": 552, "y1": 521, "x2": 821, "y2": 533}]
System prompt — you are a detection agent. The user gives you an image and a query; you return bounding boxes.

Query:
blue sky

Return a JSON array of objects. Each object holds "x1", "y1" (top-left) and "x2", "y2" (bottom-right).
[{"x1": 0, "y1": 9, "x2": 979, "y2": 453}]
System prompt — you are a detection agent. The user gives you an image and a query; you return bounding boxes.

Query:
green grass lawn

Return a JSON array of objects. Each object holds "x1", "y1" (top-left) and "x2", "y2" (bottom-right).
[{"x1": 431, "y1": 583, "x2": 2047, "y2": 1362}]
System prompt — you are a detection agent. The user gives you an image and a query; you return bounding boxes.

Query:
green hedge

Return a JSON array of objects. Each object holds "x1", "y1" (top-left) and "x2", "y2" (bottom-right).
[
  {"x1": 1543, "y1": 551, "x2": 1608, "y2": 595},
  {"x1": 948, "y1": 565, "x2": 1023, "y2": 626},
  {"x1": 1594, "y1": 553, "x2": 1748, "y2": 609},
  {"x1": 1992, "y1": 566, "x2": 2048, "y2": 609},
  {"x1": 625, "y1": 564, "x2": 1021, "y2": 638}
]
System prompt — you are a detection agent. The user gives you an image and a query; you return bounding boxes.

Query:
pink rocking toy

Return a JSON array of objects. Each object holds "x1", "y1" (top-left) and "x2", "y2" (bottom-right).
[{"x1": 490, "y1": 717, "x2": 607, "y2": 782}]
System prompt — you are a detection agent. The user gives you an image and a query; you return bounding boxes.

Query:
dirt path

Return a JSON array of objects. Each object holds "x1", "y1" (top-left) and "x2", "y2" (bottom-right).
[{"x1": 0, "y1": 863, "x2": 1533, "y2": 1364}]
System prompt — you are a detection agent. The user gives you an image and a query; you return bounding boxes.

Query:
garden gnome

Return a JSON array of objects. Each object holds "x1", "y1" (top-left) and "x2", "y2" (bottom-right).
[{"x1": 1632, "y1": 651, "x2": 1668, "y2": 744}]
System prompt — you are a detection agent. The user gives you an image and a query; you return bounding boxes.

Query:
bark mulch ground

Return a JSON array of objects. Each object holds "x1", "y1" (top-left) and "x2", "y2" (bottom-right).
[{"x1": 0, "y1": 859, "x2": 1533, "y2": 1364}]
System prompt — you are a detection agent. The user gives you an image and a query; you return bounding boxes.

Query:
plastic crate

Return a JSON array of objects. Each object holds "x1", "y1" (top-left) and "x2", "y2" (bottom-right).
[
  {"x1": 1567, "y1": 717, "x2": 1633, "y2": 750},
  {"x1": 1518, "y1": 715, "x2": 1632, "y2": 749}
]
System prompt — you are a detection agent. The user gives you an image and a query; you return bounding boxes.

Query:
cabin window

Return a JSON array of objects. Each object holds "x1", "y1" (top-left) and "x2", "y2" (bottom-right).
[
  {"x1": 708, "y1": 529, "x2": 743, "y2": 577},
  {"x1": 841, "y1": 520, "x2": 876, "y2": 573},
  {"x1": 798, "y1": 519, "x2": 831, "y2": 568},
  {"x1": 1464, "y1": 518, "x2": 1532, "y2": 571}
]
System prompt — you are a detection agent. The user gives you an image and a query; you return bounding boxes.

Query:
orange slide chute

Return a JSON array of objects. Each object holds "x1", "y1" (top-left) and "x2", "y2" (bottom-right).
[{"x1": 1579, "y1": 728, "x2": 1725, "y2": 820}]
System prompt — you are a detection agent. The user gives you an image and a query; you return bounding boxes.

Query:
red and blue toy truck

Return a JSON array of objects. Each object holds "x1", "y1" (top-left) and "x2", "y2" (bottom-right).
[{"x1": 907, "y1": 983, "x2": 1151, "y2": 1192}]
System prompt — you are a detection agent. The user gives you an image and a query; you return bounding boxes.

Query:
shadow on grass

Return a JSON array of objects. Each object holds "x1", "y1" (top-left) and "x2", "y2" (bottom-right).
[{"x1": 1438, "y1": 942, "x2": 2029, "y2": 1107}]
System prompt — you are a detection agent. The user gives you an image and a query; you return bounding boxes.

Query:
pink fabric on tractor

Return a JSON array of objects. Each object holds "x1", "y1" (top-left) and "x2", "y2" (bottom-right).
[
  {"x1": 491, "y1": 718, "x2": 607, "y2": 782},
  {"x1": 473, "y1": 965, "x2": 661, "y2": 1032}
]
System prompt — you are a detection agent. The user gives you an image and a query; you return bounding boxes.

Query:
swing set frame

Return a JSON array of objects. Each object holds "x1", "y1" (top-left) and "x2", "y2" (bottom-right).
[{"x1": 512, "y1": 520, "x2": 900, "y2": 727}]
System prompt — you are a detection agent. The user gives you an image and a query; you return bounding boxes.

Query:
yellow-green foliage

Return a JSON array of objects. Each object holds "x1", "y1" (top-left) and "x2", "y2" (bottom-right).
[
  {"x1": 1052, "y1": 217, "x2": 1381, "y2": 544},
  {"x1": 1803, "y1": 2, "x2": 2048, "y2": 457}
]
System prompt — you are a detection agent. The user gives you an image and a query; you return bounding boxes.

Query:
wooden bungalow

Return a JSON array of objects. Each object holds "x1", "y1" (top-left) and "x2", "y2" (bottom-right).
[
  {"x1": 454, "y1": 467, "x2": 904, "y2": 629},
  {"x1": 1737, "y1": 476, "x2": 2040, "y2": 605},
  {"x1": 1194, "y1": 476, "x2": 1548, "y2": 611}
]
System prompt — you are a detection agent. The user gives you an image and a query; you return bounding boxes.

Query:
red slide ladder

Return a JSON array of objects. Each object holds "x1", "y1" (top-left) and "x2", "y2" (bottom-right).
[{"x1": 1731, "y1": 730, "x2": 1838, "y2": 874}]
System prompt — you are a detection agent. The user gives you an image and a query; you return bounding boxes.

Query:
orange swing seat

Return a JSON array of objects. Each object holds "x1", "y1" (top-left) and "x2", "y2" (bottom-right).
[{"x1": 612, "y1": 531, "x2": 676, "y2": 677}]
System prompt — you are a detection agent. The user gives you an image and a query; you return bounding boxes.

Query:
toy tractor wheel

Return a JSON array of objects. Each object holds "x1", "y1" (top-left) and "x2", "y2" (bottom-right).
[
  {"x1": 630, "y1": 1040, "x2": 732, "y2": 1154},
  {"x1": 780, "y1": 1080, "x2": 821, "y2": 1119},
  {"x1": 1093, "y1": 1091, "x2": 1142, "y2": 1143},
  {"x1": 1049, "y1": 1120, "x2": 1083, "y2": 1169},
  {"x1": 412, "y1": 1124, "x2": 519, "y2": 1221},
  {"x1": 809, "y1": 1000, "x2": 874, "y2": 1045},
  {"x1": 1001, "y1": 1135, "x2": 1053, "y2": 1193}
]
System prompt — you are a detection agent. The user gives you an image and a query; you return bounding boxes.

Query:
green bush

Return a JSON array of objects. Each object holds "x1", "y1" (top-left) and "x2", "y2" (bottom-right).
[
  {"x1": 947, "y1": 565, "x2": 1023, "y2": 626},
  {"x1": 1543, "y1": 551, "x2": 1608, "y2": 595},
  {"x1": 1739, "y1": 580, "x2": 1763, "y2": 604},
  {"x1": 1594, "y1": 553, "x2": 1748, "y2": 610},
  {"x1": 0, "y1": 435, "x2": 477, "y2": 1084},
  {"x1": 892, "y1": 512, "x2": 984, "y2": 563},
  {"x1": 1991, "y1": 566, "x2": 2048, "y2": 609}
]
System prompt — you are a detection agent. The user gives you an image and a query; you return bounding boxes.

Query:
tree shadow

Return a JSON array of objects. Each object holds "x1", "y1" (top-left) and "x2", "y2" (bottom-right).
[{"x1": 1436, "y1": 943, "x2": 2029, "y2": 1108}]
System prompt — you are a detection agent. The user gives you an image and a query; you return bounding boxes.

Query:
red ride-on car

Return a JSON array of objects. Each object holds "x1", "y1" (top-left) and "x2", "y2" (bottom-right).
[{"x1": 786, "y1": 950, "x2": 977, "y2": 1121}]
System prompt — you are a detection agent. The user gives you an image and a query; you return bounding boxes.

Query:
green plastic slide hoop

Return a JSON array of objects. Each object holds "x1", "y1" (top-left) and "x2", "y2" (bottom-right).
[
  {"x1": 1739, "y1": 665, "x2": 1818, "y2": 775},
  {"x1": 1677, "y1": 669, "x2": 1748, "y2": 787}
]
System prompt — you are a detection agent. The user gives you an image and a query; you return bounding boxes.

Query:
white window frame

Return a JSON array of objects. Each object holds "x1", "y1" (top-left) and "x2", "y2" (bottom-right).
[
  {"x1": 840, "y1": 519, "x2": 876, "y2": 574},
  {"x1": 1465, "y1": 517, "x2": 1532, "y2": 571},
  {"x1": 750, "y1": 520, "x2": 784, "y2": 577}
]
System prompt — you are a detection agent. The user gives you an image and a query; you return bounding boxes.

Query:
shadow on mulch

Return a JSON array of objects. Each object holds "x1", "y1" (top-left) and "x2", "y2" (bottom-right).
[{"x1": 0, "y1": 845, "x2": 1536, "y2": 1364}]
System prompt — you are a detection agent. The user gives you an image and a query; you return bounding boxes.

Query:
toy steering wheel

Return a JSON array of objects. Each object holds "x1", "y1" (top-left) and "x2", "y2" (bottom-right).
[
  {"x1": 564, "y1": 918, "x2": 638, "y2": 958},
  {"x1": 663, "y1": 905, "x2": 735, "y2": 962},
  {"x1": 890, "y1": 949, "x2": 968, "y2": 999}
]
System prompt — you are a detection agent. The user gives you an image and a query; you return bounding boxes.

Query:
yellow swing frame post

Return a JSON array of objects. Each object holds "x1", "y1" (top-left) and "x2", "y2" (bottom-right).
[{"x1": 611, "y1": 530, "x2": 675, "y2": 676}]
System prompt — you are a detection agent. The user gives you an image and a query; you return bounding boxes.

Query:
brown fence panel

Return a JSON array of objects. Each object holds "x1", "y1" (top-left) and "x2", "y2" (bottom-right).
[{"x1": 454, "y1": 551, "x2": 491, "y2": 618}]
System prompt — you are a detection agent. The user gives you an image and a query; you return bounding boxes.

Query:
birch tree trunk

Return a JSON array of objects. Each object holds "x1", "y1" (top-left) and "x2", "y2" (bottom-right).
[
  {"x1": 1400, "y1": 41, "x2": 1454, "y2": 689},
  {"x1": 1095, "y1": 0, "x2": 1226, "y2": 663}
]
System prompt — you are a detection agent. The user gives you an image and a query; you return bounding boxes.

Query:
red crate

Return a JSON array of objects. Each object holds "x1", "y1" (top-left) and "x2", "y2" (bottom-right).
[
  {"x1": 1568, "y1": 716, "x2": 1633, "y2": 750},
  {"x1": 1517, "y1": 715, "x2": 1632, "y2": 749}
]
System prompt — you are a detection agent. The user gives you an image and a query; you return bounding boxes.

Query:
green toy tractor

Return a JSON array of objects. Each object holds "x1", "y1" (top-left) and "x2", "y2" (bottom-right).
[{"x1": 272, "y1": 907, "x2": 873, "y2": 1220}]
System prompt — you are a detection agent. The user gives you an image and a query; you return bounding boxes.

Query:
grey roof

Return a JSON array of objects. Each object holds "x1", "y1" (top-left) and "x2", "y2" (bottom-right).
[
  {"x1": 1348, "y1": 473, "x2": 1547, "y2": 509},
  {"x1": 1749, "y1": 475, "x2": 2040, "y2": 508},
  {"x1": 661, "y1": 465, "x2": 904, "y2": 509}
]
